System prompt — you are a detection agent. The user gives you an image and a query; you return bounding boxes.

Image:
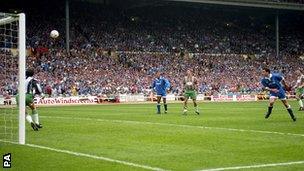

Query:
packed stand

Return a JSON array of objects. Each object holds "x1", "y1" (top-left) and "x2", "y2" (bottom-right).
[{"x1": 1, "y1": 2, "x2": 304, "y2": 97}]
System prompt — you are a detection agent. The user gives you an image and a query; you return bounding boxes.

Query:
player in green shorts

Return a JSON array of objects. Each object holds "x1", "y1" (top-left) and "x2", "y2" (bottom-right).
[
  {"x1": 16, "y1": 69, "x2": 44, "y2": 131},
  {"x1": 18, "y1": 94, "x2": 34, "y2": 106},
  {"x1": 183, "y1": 69, "x2": 199, "y2": 115},
  {"x1": 294, "y1": 70, "x2": 304, "y2": 111}
]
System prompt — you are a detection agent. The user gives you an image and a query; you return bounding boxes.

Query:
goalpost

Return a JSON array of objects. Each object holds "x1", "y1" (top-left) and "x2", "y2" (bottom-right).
[{"x1": 0, "y1": 13, "x2": 26, "y2": 144}]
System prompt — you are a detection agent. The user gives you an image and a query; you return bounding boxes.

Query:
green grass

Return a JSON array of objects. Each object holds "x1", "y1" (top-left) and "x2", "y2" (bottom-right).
[{"x1": 1, "y1": 101, "x2": 304, "y2": 171}]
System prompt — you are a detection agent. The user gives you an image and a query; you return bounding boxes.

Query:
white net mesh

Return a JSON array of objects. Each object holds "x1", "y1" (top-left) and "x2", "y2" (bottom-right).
[{"x1": 0, "y1": 13, "x2": 19, "y2": 143}]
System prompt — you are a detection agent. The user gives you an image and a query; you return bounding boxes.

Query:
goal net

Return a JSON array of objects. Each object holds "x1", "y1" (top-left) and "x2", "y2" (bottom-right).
[{"x1": 0, "y1": 12, "x2": 26, "y2": 145}]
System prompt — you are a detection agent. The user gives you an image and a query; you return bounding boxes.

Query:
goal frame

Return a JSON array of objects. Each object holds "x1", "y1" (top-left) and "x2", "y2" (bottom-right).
[
  {"x1": 1, "y1": 13, "x2": 26, "y2": 144},
  {"x1": 18, "y1": 13, "x2": 26, "y2": 145}
]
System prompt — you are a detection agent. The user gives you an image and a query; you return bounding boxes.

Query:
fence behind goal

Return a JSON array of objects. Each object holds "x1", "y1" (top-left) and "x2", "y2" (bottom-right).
[{"x1": 0, "y1": 12, "x2": 26, "y2": 144}]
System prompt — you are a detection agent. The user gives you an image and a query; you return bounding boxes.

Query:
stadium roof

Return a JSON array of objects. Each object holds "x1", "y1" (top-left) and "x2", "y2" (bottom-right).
[
  {"x1": 171, "y1": 0, "x2": 304, "y2": 10},
  {"x1": 74, "y1": 0, "x2": 304, "y2": 10},
  {"x1": 1, "y1": 0, "x2": 304, "y2": 12}
]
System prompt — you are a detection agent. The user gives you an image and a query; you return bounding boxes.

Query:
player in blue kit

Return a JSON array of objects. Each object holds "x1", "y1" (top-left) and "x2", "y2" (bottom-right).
[
  {"x1": 151, "y1": 72, "x2": 170, "y2": 114},
  {"x1": 261, "y1": 68, "x2": 296, "y2": 121}
]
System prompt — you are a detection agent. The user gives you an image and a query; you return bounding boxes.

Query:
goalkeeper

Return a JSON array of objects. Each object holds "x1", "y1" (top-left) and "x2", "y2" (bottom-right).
[{"x1": 17, "y1": 69, "x2": 43, "y2": 131}]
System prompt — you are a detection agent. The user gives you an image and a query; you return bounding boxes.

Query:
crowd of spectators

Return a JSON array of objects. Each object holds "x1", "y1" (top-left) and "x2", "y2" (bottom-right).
[
  {"x1": 5, "y1": 50, "x2": 299, "y2": 97},
  {"x1": 66, "y1": 3, "x2": 304, "y2": 55},
  {"x1": 1, "y1": 2, "x2": 304, "y2": 97}
]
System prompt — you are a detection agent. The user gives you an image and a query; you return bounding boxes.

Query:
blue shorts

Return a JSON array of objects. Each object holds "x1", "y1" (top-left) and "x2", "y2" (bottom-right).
[
  {"x1": 269, "y1": 90, "x2": 286, "y2": 100},
  {"x1": 156, "y1": 92, "x2": 167, "y2": 98}
]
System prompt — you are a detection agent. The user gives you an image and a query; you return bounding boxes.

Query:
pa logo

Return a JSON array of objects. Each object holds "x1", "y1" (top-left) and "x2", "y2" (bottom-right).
[{"x1": 3, "y1": 153, "x2": 11, "y2": 168}]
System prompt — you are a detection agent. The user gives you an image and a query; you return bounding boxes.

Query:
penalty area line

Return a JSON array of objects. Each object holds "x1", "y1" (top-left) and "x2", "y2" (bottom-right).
[
  {"x1": 198, "y1": 160, "x2": 304, "y2": 171},
  {"x1": 0, "y1": 140, "x2": 168, "y2": 171}
]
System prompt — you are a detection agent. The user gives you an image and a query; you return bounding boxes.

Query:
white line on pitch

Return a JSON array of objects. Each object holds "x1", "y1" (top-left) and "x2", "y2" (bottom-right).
[
  {"x1": 1, "y1": 139, "x2": 303, "y2": 171},
  {"x1": 41, "y1": 116, "x2": 304, "y2": 137},
  {"x1": 0, "y1": 139, "x2": 168, "y2": 171},
  {"x1": 198, "y1": 160, "x2": 304, "y2": 171}
]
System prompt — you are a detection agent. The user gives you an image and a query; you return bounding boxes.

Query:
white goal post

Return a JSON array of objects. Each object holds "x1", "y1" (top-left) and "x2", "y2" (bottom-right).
[
  {"x1": 0, "y1": 13, "x2": 26, "y2": 144},
  {"x1": 18, "y1": 13, "x2": 26, "y2": 145}
]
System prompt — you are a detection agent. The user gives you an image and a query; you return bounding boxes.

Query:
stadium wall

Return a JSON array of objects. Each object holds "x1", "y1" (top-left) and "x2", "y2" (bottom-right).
[{"x1": 0, "y1": 94, "x2": 260, "y2": 106}]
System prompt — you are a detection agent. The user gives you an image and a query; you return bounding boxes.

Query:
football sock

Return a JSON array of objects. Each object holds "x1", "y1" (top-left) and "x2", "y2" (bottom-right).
[
  {"x1": 286, "y1": 105, "x2": 296, "y2": 120},
  {"x1": 32, "y1": 109, "x2": 39, "y2": 124},
  {"x1": 26, "y1": 114, "x2": 33, "y2": 123},
  {"x1": 164, "y1": 104, "x2": 167, "y2": 111},
  {"x1": 267, "y1": 106, "x2": 273, "y2": 115},
  {"x1": 298, "y1": 99, "x2": 303, "y2": 108},
  {"x1": 157, "y1": 103, "x2": 161, "y2": 113}
]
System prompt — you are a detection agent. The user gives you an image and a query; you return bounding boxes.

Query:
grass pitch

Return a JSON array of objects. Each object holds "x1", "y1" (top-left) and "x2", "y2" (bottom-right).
[{"x1": 1, "y1": 101, "x2": 304, "y2": 170}]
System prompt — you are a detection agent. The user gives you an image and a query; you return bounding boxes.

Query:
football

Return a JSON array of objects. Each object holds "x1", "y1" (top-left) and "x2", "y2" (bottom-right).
[{"x1": 50, "y1": 30, "x2": 59, "y2": 38}]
